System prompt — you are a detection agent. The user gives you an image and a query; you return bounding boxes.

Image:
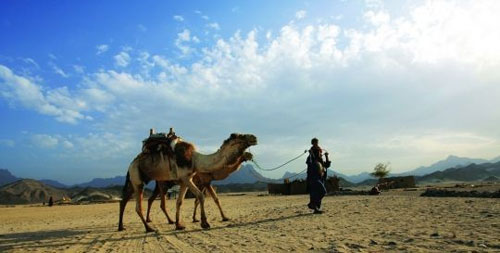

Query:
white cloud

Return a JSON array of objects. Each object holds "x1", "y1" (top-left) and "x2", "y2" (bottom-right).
[
  {"x1": 0, "y1": 139, "x2": 15, "y2": 147},
  {"x1": 364, "y1": 10, "x2": 390, "y2": 26},
  {"x1": 96, "y1": 44, "x2": 109, "y2": 55},
  {"x1": 32, "y1": 134, "x2": 59, "y2": 148},
  {"x1": 175, "y1": 29, "x2": 194, "y2": 56},
  {"x1": 51, "y1": 63, "x2": 69, "y2": 78},
  {"x1": 173, "y1": 15, "x2": 184, "y2": 22},
  {"x1": 207, "y1": 22, "x2": 220, "y2": 30},
  {"x1": 295, "y1": 10, "x2": 306, "y2": 20},
  {"x1": 365, "y1": 0, "x2": 383, "y2": 9},
  {"x1": 23, "y1": 58, "x2": 39, "y2": 69},
  {"x1": 73, "y1": 65, "x2": 85, "y2": 73},
  {"x1": 177, "y1": 29, "x2": 190, "y2": 42},
  {"x1": 202, "y1": 15, "x2": 209, "y2": 20},
  {"x1": 114, "y1": 52, "x2": 131, "y2": 67},
  {"x1": 0, "y1": 65, "x2": 87, "y2": 124},
  {"x1": 62, "y1": 140, "x2": 74, "y2": 148},
  {"x1": 266, "y1": 30, "x2": 272, "y2": 40}
]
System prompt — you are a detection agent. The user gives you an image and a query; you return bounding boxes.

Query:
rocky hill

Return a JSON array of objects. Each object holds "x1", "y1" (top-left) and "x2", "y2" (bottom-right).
[
  {"x1": 76, "y1": 176, "x2": 126, "y2": 188},
  {"x1": 213, "y1": 164, "x2": 280, "y2": 185},
  {"x1": 417, "y1": 161, "x2": 500, "y2": 183},
  {"x1": 399, "y1": 155, "x2": 490, "y2": 176},
  {"x1": 0, "y1": 179, "x2": 68, "y2": 204},
  {"x1": 0, "y1": 169, "x2": 20, "y2": 186},
  {"x1": 70, "y1": 187, "x2": 121, "y2": 202}
]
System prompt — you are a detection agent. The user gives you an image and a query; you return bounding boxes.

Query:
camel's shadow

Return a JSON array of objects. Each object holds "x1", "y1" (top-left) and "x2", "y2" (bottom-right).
[
  {"x1": 0, "y1": 212, "x2": 314, "y2": 251},
  {"x1": 0, "y1": 226, "x2": 147, "y2": 251},
  {"x1": 0, "y1": 229, "x2": 87, "y2": 251},
  {"x1": 167, "y1": 211, "x2": 315, "y2": 235}
]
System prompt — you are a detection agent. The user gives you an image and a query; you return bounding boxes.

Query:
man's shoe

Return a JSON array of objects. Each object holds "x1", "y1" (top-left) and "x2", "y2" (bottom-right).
[{"x1": 313, "y1": 209, "x2": 323, "y2": 214}]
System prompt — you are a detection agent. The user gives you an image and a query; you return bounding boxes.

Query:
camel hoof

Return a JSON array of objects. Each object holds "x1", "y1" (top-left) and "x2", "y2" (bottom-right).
[
  {"x1": 222, "y1": 217, "x2": 230, "y2": 222},
  {"x1": 201, "y1": 222, "x2": 210, "y2": 229},
  {"x1": 145, "y1": 226, "x2": 156, "y2": 233},
  {"x1": 175, "y1": 223, "x2": 186, "y2": 230},
  {"x1": 192, "y1": 219, "x2": 200, "y2": 223},
  {"x1": 118, "y1": 226, "x2": 126, "y2": 231},
  {"x1": 146, "y1": 219, "x2": 152, "y2": 223},
  {"x1": 168, "y1": 220, "x2": 175, "y2": 224}
]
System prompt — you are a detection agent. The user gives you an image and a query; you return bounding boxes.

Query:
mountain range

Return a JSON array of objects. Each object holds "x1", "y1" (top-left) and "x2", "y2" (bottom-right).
[
  {"x1": 2, "y1": 159, "x2": 500, "y2": 204},
  {"x1": 337, "y1": 155, "x2": 500, "y2": 183},
  {"x1": 0, "y1": 169, "x2": 19, "y2": 186},
  {"x1": 213, "y1": 164, "x2": 280, "y2": 185},
  {"x1": 2, "y1": 154, "x2": 499, "y2": 189},
  {"x1": 417, "y1": 161, "x2": 500, "y2": 183},
  {"x1": 0, "y1": 179, "x2": 67, "y2": 204},
  {"x1": 0, "y1": 165, "x2": 276, "y2": 189}
]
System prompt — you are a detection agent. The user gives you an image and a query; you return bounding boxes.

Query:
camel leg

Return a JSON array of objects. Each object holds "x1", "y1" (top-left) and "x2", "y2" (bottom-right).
[
  {"x1": 207, "y1": 185, "x2": 229, "y2": 221},
  {"x1": 118, "y1": 172, "x2": 134, "y2": 231},
  {"x1": 175, "y1": 184, "x2": 188, "y2": 230},
  {"x1": 192, "y1": 195, "x2": 200, "y2": 222},
  {"x1": 134, "y1": 184, "x2": 155, "y2": 233},
  {"x1": 193, "y1": 186, "x2": 203, "y2": 222},
  {"x1": 185, "y1": 179, "x2": 210, "y2": 229},
  {"x1": 118, "y1": 185, "x2": 133, "y2": 231},
  {"x1": 159, "y1": 183, "x2": 175, "y2": 224},
  {"x1": 146, "y1": 182, "x2": 160, "y2": 223}
]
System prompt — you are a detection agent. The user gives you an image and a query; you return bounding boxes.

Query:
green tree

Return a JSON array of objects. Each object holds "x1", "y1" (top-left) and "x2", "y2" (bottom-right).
[{"x1": 371, "y1": 162, "x2": 390, "y2": 180}]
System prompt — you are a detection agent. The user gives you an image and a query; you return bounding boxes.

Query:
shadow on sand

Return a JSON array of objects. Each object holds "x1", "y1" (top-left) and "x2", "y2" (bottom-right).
[
  {"x1": 0, "y1": 212, "x2": 315, "y2": 251},
  {"x1": 168, "y1": 211, "x2": 315, "y2": 235},
  {"x1": 0, "y1": 226, "x2": 142, "y2": 251}
]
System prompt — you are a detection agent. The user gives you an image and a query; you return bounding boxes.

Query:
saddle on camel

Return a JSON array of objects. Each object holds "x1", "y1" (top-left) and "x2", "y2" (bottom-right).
[{"x1": 141, "y1": 128, "x2": 180, "y2": 177}]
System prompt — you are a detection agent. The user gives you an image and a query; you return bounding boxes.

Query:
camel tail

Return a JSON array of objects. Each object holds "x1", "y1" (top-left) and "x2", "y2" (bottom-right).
[{"x1": 122, "y1": 172, "x2": 131, "y2": 199}]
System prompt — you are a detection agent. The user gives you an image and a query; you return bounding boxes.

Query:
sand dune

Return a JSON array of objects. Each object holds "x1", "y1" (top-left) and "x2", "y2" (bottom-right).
[{"x1": 0, "y1": 190, "x2": 499, "y2": 252}]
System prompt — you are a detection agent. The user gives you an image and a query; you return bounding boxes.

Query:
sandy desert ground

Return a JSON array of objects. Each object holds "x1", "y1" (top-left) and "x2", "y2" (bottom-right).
[{"x1": 0, "y1": 190, "x2": 499, "y2": 253}]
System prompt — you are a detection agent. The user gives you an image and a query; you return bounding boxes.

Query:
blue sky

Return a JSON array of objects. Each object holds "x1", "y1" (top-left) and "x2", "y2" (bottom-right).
[{"x1": 1, "y1": 0, "x2": 500, "y2": 184}]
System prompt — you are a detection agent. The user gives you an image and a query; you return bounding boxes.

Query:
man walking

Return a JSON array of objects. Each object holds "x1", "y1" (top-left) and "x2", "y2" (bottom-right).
[{"x1": 306, "y1": 138, "x2": 329, "y2": 214}]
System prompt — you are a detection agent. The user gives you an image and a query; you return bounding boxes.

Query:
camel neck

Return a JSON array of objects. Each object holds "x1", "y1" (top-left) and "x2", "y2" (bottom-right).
[
  {"x1": 192, "y1": 145, "x2": 240, "y2": 173},
  {"x1": 211, "y1": 156, "x2": 245, "y2": 180}
]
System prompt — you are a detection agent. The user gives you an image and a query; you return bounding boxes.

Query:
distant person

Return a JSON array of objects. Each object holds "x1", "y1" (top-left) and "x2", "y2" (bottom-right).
[
  {"x1": 370, "y1": 184, "x2": 381, "y2": 195},
  {"x1": 48, "y1": 196, "x2": 54, "y2": 207},
  {"x1": 306, "y1": 138, "x2": 329, "y2": 214}
]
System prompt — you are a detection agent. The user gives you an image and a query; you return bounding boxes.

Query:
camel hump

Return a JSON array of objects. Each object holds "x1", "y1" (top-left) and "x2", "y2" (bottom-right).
[{"x1": 174, "y1": 141, "x2": 195, "y2": 168}]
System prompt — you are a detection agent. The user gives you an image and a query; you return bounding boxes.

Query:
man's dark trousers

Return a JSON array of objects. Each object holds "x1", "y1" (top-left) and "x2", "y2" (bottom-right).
[{"x1": 308, "y1": 178, "x2": 326, "y2": 209}]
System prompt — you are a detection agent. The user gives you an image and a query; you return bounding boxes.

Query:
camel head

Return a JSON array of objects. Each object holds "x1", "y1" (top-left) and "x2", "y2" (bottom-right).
[
  {"x1": 220, "y1": 133, "x2": 257, "y2": 163},
  {"x1": 242, "y1": 152, "x2": 253, "y2": 161},
  {"x1": 222, "y1": 133, "x2": 258, "y2": 150}
]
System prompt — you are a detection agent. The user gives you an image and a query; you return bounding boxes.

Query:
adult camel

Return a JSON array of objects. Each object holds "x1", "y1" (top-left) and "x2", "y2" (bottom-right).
[
  {"x1": 118, "y1": 133, "x2": 257, "y2": 232},
  {"x1": 145, "y1": 151, "x2": 253, "y2": 224}
]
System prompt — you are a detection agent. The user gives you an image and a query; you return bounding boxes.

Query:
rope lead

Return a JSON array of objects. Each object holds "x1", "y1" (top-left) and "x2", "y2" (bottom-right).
[{"x1": 250, "y1": 150, "x2": 308, "y2": 171}]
